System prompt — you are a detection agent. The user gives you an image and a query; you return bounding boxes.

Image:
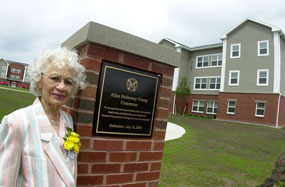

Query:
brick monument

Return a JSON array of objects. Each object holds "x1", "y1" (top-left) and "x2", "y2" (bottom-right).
[{"x1": 62, "y1": 22, "x2": 179, "y2": 186}]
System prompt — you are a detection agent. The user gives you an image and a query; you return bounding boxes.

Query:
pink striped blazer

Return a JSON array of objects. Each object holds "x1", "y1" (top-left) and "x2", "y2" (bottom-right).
[{"x1": 0, "y1": 98, "x2": 77, "y2": 187}]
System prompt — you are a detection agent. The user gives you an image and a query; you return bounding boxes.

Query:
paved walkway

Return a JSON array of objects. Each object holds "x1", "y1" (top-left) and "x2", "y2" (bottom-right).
[
  {"x1": 165, "y1": 122, "x2": 186, "y2": 141},
  {"x1": 0, "y1": 86, "x2": 31, "y2": 94}
]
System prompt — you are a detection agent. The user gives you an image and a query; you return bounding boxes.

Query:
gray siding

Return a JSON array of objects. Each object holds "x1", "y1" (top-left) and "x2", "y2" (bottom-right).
[
  {"x1": 281, "y1": 37, "x2": 285, "y2": 96},
  {"x1": 178, "y1": 49, "x2": 191, "y2": 83},
  {"x1": 188, "y1": 47, "x2": 222, "y2": 95},
  {"x1": 224, "y1": 21, "x2": 274, "y2": 93},
  {"x1": 0, "y1": 59, "x2": 8, "y2": 79}
]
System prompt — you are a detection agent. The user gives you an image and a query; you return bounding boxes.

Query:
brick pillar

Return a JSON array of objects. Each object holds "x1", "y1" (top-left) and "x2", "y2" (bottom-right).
[{"x1": 64, "y1": 43, "x2": 174, "y2": 186}]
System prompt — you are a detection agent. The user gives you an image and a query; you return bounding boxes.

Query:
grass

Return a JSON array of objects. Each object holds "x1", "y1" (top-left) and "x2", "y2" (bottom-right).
[
  {"x1": 0, "y1": 87, "x2": 35, "y2": 121},
  {"x1": 1, "y1": 87, "x2": 284, "y2": 186},
  {"x1": 159, "y1": 115, "x2": 285, "y2": 187},
  {"x1": 0, "y1": 84, "x2": 30, "y2": 92}
]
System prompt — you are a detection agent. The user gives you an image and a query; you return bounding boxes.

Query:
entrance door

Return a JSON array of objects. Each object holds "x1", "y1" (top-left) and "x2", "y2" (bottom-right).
[{"x1": 11, "y1": 82, "x2": 16, "y2": 87}]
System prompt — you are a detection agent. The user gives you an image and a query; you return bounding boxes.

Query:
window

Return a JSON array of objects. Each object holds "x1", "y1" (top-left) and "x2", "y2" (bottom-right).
[
  {"x1": 255, "y1": 102, "x2": 266, "y2": 117},
  {"x1": 227, "y1": 100, "x2": 236, "y2": 114},
  {"x1": 196, "y1": 56, "x2": 209, "y2": 68},
  {"x1": 231, "y1": 44, "x2": 241, "y2": 58},
  {"x1": 209, "y1": 77, "x2": 221, "y2": 90},
  {"x1": 1, "y1": 73, "x2": 5, "y2": 78},
  {"x1": 192, "y1": 100, "x2": 205, "y2": 113},
  {"x1": 207, "y1": 101, "x2": 218, "y2": 114},
  {"x1": 258, "y1": 40, "x2": 269, "y2": 56},
  {"x1": 2, "y1": 66, "x2": 6, "y2": 70},
  {"x1": 211, "y1": 54, "x2": 222, "y2": 66},
  {"x1": 11, "y1": 68, "x2": 21, "y2": 74},
  {"x1": 257, "y1": 69, "x2": 269, "y2": 86},
  {"x1": 194, "y1": 78, "x2": 207, "y2": 90},
  {"x1": 229, "y1": 71, "x2": 240, "y2": 86},
  {"x1": 194, "y1": 77, "x2": 221, "y2": 90}
]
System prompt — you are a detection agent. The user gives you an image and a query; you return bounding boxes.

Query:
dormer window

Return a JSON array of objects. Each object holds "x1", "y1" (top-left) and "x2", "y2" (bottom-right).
[
  {"x1": 230, "y1": 44, "x2": 241, "y2": 58},
  {"x1": 258, "y1": 40, "x2": 269, "y2": 56}
]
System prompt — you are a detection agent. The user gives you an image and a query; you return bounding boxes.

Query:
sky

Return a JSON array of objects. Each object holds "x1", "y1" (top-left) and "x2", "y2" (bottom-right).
[{"x1": 1, "y1": 0, "x2": 285, "y2": 64}]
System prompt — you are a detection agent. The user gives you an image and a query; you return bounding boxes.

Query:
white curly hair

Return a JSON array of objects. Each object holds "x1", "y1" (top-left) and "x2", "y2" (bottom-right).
[{"x1": 28, "y1": 47, "x2": 86, "y2": 96}]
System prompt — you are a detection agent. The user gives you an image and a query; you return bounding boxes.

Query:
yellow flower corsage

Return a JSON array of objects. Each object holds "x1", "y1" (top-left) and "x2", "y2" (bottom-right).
[{"x1": 63, "y1": 127, "x2": 81, "y2": 161}]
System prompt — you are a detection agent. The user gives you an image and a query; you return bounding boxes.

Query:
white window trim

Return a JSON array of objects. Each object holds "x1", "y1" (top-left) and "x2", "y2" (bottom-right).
[
  {"x1": 196, "y1": 53, "x2": 222, "y2": 69},
  {"x1": 193, "y1": 77, "x2": 208, "y2": 90},
  {"x1": 211, "y1": 53, "x2": 223, "y2": 67},
  {"x1": 206, "y1": 101, "x2": 218, "y2": 114},
  {"x1": 196, "y1": 55, "x2": 210, "y2": 69},
  {"x1": 227, "y1": 100, "x2": 236, "y2": 115},
  {"x1": 258, "y1": 40, "x2": 269, "y2": 56},
  {"x1": 11, "y1": 68, "x2": 21, "y2": 74},
  {"x1": 255, "y1": 102, "x2": 266, "y2": 118},
  {"x1": 209, "y1": 77, "x2": 221, "y2": 90},
  {"x1": 257, "y1": 69, "x2": 269, "y2": 86},
  {"x1": 230, "y1": 43, "x2": 241, "y2": 58},
  {"x1": 229, "y1": 70, "x2": 240, "y2": 86},
  {"x1": 192, "y1": 100, "x2": 205, "y2": 113},
  {"x1": 194, "y1": 76, "x2": 221, "y2": 90}
]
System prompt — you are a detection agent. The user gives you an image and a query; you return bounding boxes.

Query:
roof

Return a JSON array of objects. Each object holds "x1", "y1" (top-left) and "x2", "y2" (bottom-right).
[
  {"x1": 6, "y1": 60, "x2": 29, "y2": 67},
  {"x1": 220, "y1": 17, "x2": 285, "y2": 40},
  {"x1": 159, "y1": 38, "x2": 192, "y2": 50},
  {"x1": 189, "y1": 43, "x2": 222, "y2": 51},
  {"x1": 159, "y1": 38, "x2": 222, "y2": 51}
]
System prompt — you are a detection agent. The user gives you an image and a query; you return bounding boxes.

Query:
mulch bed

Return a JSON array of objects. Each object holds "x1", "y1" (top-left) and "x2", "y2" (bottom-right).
[{"x1": 259, "y1": 149, "x2": 285, "y2": 187}]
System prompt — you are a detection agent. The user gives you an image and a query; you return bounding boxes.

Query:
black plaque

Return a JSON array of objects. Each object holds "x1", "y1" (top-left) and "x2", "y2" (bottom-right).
[{"x1": 92, "y1": 60, "x2": 160, "y2": 137}]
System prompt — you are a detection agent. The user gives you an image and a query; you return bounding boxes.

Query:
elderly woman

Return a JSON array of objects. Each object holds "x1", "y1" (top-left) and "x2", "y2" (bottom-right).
[{"x1": 0, "y1": 47, "x2": 86, "y2": 187}]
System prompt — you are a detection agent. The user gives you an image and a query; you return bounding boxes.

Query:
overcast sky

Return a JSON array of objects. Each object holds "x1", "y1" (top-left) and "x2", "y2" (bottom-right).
[{"x1": 1, "y1": 0, "x2": 285, "y2": 64}]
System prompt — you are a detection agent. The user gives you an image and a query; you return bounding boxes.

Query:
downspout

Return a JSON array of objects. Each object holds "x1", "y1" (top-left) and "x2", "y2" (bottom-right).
[
  {"x1": 23, "y1": 67, "x2": 27, "y2": 83},
  {"x1": 172, "y1": 67, "x2": 180, "y2": 114},
  {"x1": 171, "y1": 45, "x2": 181, "y2": 114},
  {"x1": 5, "y1": 64, "x2": 9, "y2": 79},
  {"x1": 273, "y1": 32, "x2": 281, "y2": 128},
  {"x1": 276, "y1": 93, "x2": 281, "y2": 128},
  {"x1": 173, "y1": 94, "x2": 176, "y2": 114}
]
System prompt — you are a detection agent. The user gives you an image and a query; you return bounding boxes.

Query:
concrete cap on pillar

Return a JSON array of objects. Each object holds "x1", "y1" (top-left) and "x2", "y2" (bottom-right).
[{"x1": 61, "y1": 21, "x2": 179, "y2": 67}]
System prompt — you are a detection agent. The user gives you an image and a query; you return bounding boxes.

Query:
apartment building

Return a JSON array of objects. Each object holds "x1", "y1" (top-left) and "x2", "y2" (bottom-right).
[
  {"x1": 159, "y1": 18, "x2": 285, "y2": 127},
  {"x1": 0, "y1": 59, "x2": 30, "y2": 88}
]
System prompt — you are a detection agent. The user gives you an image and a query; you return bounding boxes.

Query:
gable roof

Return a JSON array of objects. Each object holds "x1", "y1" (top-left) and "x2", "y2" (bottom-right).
[
  {"x1": 159, "y1": 38, "x2": 222, "y2": 51},
  {"x1": 6, "y1": 60, "x2": 29, "y2": 67},
  {"x1": 159, "y1": 38, "x2": 192, "y2": 50},
  {"x1": 220, "y1": 17, "x2": 285, "y2": 40},
  {"x1": 0, "y1": 58, "x2": 9, "y2": 65}
]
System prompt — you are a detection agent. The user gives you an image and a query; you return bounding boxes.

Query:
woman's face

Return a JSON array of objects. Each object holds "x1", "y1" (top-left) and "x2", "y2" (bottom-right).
[{"x1": 39, "y1": 61, "x2": 74, "y2": 108}]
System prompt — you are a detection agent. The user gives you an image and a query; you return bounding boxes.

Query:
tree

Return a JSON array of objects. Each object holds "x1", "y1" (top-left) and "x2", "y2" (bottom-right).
[
  {"x1": 175, "y1": 77, "x2": 191, "y2": 98},
  {"x1": 175, "y1": 77, "x2": 191, "y2": 115}
]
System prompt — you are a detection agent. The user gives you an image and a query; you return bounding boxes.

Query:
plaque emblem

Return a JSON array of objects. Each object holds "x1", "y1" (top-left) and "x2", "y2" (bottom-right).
[{"x1": 126, "y1": 78, "x2": 138, "y2": 92}]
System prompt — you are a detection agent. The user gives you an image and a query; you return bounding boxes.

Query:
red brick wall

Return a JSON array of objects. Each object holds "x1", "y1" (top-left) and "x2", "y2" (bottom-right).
[
  {"x1": 64, "y1": 43, "x2": 174, "y2": 186},
  {"x1": 7, "y1": 63, "x2": 25, "y2": 79},
  {"x1": 186, "y1": 94, "x2": 219, "y2": 115},
  {"x1": 173, "y1": 94, "x2": 218, "y2": 118},
  {"x1": 278, "y1": 95, "x2": 285, "y2": 127},
  {"x1": 217, "y1": 92, "x2": 279, "y2": 126}
]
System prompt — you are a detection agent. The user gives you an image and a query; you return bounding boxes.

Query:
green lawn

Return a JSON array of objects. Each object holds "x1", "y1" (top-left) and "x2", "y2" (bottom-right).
[
  {"x1": 159, "y1": 115, "x2": 285, "y2": 187},
  {"x1": 1, "y1": 87, "x2": 285, "y2": 186},
  {"x1": 0, "y1": 87, "x2": 35, "y2": 121}
]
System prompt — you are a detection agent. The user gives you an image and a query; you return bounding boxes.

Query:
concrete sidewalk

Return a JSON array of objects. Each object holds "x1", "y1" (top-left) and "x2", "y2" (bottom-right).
[{"x1": 165, "y1": 122, "x2": 186, "y2": 141}]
